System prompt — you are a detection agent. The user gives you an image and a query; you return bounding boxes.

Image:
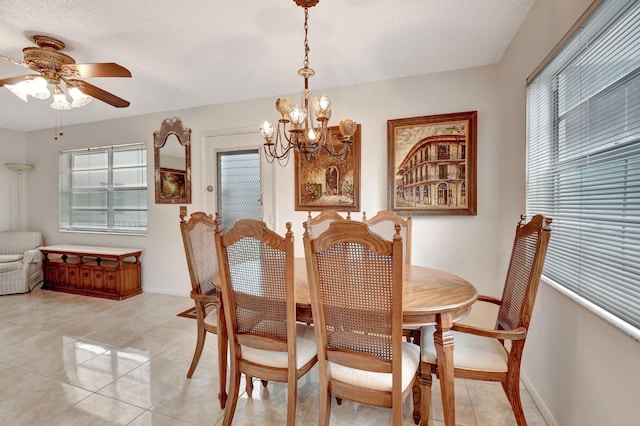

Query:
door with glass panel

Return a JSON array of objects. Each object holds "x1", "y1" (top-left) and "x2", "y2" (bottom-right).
[
  {"x1": 216, "y1": 149, "x2": 262, "y2": 231},
  {"x1": 203, "y1": 130, "x2": 274, "y2": 232}
]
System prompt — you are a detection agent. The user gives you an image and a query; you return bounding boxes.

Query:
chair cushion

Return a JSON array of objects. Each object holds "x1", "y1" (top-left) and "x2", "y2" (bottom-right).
[
  {"x1": 0, "y1": 260, "x2": 22, "y2": 273},
  {"x1": 0, "y1": 254, "x2": 23, "y2": 263},
  {"x1": 203, "y1": 307, "x2": 218, "y2": 327},
  {"x1": 421, "y1": 325, "x2": 508, "y2": 372},
  {"x1": 327, "y1": 341, "x2": 420, "y2": 392},
  {"x1": 242, "y1": 323, "x2": 317, "y2": 369}
]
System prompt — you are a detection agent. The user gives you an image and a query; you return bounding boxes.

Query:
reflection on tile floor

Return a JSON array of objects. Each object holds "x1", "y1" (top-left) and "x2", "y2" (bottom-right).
[{"x1": 0, "y1": 289, "x2": 547, "y2": 425}]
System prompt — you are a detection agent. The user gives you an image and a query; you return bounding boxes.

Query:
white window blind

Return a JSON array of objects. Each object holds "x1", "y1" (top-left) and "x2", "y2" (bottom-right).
[
  {"x1": 60, "y1": 144, "x2": 148, "y2": 234},
  {"x1": 526, "y1": 0, "x2": 640, "y2": 331}
]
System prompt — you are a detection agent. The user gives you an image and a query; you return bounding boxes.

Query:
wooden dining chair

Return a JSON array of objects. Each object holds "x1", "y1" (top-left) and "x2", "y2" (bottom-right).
[
  {"x1": 179, "y1": 210, "x2": 228, "y2": 409},
  {"x1": 363, "y1": 210, "x2": 412, "y2": 265},
  {"x1": 363, "y1": 210, "x2": 416, "y2": 342},
  {"x1": 417, "y1": 214, "x2": 552, "y2": 426},
  {"x1": 304, "y1": 209, "x2": 349, "y2": 239},
  {"x1": 303, "y1": 220, "x2": 420, "y2": 426},
  {"x1": 215, "y1": 219, "x2": 318, "y2": 426}
]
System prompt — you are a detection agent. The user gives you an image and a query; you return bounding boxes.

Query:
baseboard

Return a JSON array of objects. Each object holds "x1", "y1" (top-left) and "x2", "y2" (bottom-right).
[
  {"x1": 140, "y1": 286, "x2": 189, "y2": 298},
  {"x1": 521, "y1": 371, "x2": 558, "y2": 426}
]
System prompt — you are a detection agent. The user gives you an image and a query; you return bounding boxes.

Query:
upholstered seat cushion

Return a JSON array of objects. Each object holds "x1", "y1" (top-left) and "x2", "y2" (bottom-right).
[
  {"x1": 203, "y1": 307, "x2": 218, "y2": 327},
  {"x1": 0, "y1": 254, "x2": 23, "y2": 263},
  {"x1": 327, "y1": 341, "x2": 420, "y2": 392},
  {"x1": 421, "y1": 325, "x2": 509, "y2": 372},
  {"x1": 0, "y1": 260, "x2": 23, "y2": 273},
  {"x1": 242, "y1": 323, "x2": 317, "y2": 369}
]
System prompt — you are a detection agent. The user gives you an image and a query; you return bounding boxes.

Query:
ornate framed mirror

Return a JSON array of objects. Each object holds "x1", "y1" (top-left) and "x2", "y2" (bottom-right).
[{"x1": 154, "y1": 117, "x2": 191, "y2": 204}]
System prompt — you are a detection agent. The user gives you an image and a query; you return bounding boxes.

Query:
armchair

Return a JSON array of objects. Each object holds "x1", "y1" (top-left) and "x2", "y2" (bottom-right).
[
  {"x1": 417, "y1": 215, "x2": 552, "y2": 425},
  {"x1": 0, "y1": 230, "x2": 43, "y2": 295}
]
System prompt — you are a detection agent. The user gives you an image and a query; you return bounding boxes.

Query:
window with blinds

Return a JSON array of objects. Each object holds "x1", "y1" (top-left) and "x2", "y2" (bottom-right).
[
  {"x1": 526, "y1": 0, "x2": 640, "y2": 331},
  {"x1": 60, "y1": 144, "x2": 148, "y2": 234}
]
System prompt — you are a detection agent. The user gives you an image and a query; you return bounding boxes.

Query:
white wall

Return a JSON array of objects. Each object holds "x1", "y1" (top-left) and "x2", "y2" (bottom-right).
[
  {"x1": 15, "y1": 0, "x2": 640, "y2": 424},
  {"x1": 0, "y1": 128, "x2": 28, "y2": 231},
  {"x1": 498, "y1": 0, "x2": 640, "y2": 425},
  {"x1": 24, "y1": 65, "x2": 506, "y2": 300}
]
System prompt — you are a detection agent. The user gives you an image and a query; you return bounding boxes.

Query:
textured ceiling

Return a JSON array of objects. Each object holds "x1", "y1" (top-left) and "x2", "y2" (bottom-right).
[{"x1": 0, "y1": 0, "x2": 535, "y2": 132}]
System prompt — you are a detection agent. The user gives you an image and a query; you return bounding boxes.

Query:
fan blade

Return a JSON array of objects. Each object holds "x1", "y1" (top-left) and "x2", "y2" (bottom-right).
[
  {"x1": 0, "y1": 75, "x2": 32, "y2": 87},
  {"x1": 0, "y1": 54, "x2": 29, "y2": 68},
  {"x1": 65, "y1": 63, "x2": 132, "y2": 78},
  {"x1": 73, "y1": 80, "x2": 130, "y2": 108}
]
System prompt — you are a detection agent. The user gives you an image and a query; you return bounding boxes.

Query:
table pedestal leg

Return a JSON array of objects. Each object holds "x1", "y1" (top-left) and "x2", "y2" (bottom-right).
[{"x1": 434, "y1": 312, "x2": 455, "y2": 426}]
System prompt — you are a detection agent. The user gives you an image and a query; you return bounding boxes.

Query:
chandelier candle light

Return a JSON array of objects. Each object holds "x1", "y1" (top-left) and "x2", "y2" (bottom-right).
[{"x1": 260, "y1": 0, "x2": 357, "y2": 165}]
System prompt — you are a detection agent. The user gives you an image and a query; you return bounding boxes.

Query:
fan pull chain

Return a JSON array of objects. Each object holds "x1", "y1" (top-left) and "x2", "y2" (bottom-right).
[{"x1": 54, "y1": 112, "x2": 64, "y2": 141}]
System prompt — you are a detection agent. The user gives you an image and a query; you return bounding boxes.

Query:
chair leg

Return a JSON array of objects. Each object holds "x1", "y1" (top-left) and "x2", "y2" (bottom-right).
[
  {"x1": 286, "y1": 372, "x2": 297, "y2": 426},
  {"x1": 419, "y1": 364, "x2": 433, "y2": 426},
  {"x1": 503, "y1": 379, "x2": 527, "y2": 426},
  {"x1": 412, "y1": 371, "x2": 421, "y2": 424},
  {"x1": 245, "y1": 375, "x2": 254, "y2": 397},
  {"x1": 222, "y1": 359, "x2": 242, "y2": 426},
  {"x1": 392, "y1": 387, "x2": 402, "y2": 426},
  {"x1": 217, "y1": 312, "x2": 228, "y2": 409},
  {"x1": 187, "y1": 320, "x2": 206, "y2": 379},
  {"x1": 318, "y1": 379, "x2": 331, "y2": 426}
]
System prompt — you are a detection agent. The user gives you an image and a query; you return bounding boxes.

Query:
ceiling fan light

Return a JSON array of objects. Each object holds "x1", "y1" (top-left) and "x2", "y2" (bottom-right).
[
  {"x1": 29, "y1": 77, "x2": 51, "y2": 100},
  {"x1": 50, "y1": 86, "x2": 72, "y2": 110},
  {"x1": 5, "y1": 82, "x2": 29, "y2": 103},
  {"x1": 68, "y1": 86, "x2": 92, "y2": 108}
]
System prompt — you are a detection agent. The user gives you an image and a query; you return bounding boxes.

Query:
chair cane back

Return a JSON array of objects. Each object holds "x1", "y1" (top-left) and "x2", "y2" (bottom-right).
[
  {"x1": 215, "y1": 219, "x2": 317, "y2": 426},
  {"x1": 363, "y1": 210, "x2": 412, "y2": 265},
  {"x1": 417, "y1": 214, "x2": 552, "y2": 426},
  {"x1": 303, "y1": 220, "x2": 420, "y2": 426},
  {"x1": 304, "y1": 210, "x2": 349, "y2": 239},
  {"x1": 179, "y1": 211, "x2": 228, "y2": 409}
]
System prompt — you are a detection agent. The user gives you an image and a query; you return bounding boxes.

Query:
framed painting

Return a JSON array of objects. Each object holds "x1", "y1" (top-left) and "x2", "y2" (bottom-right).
[
  {"x1": 294, "y1": 124, "x2": 361, "y2": 212},
  {"x1": 387, "y1": 111, "x2": 477, "y2": 215},
  {"x1": 159, "y1": 168, "x2": 187, "y2": 201}
]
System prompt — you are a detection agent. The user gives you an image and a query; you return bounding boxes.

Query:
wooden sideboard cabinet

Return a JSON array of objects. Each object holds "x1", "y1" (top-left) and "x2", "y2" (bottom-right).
[{"x1": 41, "y1": 245, "x2": 143, "y2": 300}]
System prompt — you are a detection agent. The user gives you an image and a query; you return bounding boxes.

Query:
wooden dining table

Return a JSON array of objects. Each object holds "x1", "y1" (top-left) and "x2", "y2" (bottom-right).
[{"x1": 214, "y1": 257, "x2": 477, "y2": 426}]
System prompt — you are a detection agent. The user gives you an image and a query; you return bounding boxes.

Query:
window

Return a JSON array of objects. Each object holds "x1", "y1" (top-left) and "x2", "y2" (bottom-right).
[
  {"x1": 437, "y1": 144, "x2": 450, "y2": 160},
  {"x1": 439, "y1": 164, "x2": 448, "y2": 179},
  {"x1": 526, "y1": 0, "x2": 640, "y2": 332},
  {"x1": 60, "y1": 144, "x2": 147, "y2": 234}
]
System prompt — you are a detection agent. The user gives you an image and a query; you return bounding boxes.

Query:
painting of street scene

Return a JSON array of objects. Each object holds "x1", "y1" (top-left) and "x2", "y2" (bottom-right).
[
  {"x1": 295, "y1": 124, "x2": 361, "y2": 212},
  {"x1": 387, "y1": 111, "x2": 477, "y2": 215}
]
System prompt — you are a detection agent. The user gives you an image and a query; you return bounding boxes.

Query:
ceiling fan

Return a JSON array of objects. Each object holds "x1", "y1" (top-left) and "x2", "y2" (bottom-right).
[{"x1": 0, "y1": 34, "x2": 131, "y2": 109}]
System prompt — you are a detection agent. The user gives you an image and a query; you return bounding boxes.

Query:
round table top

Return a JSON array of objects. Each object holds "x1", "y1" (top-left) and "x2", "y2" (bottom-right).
[{"x1": 292, "y1": 258, "x2": 478, "y2": 326}]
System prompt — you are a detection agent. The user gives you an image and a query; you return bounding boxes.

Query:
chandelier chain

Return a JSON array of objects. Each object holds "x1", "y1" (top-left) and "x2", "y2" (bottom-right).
[
  {"x1": 259, "y1": 2, "x2": 357, "y2": 164},
  {"x1": 303, "y1": 8, "x2": 310, "y2": 68}
]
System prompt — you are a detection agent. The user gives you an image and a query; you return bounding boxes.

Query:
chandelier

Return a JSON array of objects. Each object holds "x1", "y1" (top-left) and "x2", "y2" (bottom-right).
[
  {"x1": 6, "y1": 76, "x2": 92, "y2": 110},
  {"x1": 260, "y1": 0, "x2": 357, "y2": 165}
]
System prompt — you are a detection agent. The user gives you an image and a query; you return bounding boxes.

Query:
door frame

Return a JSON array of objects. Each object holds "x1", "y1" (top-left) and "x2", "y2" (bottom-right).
[{"x1": 201, "y1": 127, "x2": 275, "y2": 228}]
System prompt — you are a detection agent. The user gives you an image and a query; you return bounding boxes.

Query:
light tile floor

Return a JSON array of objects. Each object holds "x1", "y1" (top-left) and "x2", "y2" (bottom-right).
[{"x1": 0, "y1": 289, "x2": 547, "y2": 425}]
